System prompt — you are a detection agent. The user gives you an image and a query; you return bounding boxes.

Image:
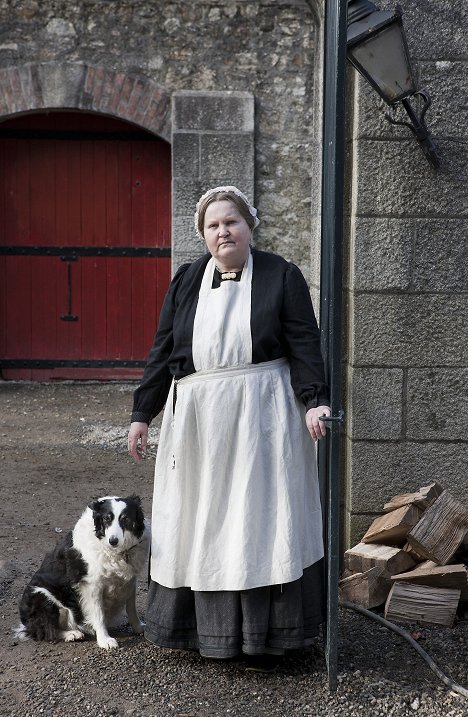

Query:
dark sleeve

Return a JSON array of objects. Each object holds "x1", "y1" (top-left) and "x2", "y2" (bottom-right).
[
  {"x1": 131, "y1": 263, "x2": 190, "y2": 425},
  {"x1": 281, "y1": 263, "x2": 330, "y2": 410}
]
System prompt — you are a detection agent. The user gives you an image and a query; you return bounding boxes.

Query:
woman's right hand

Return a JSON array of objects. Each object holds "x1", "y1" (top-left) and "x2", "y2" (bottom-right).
[
  {"x1": 128, "y1": 421, "x2": 149, "y2": 462},
  {"x1": 305, "y1": 405, "x2": 331, "y2": 442}
]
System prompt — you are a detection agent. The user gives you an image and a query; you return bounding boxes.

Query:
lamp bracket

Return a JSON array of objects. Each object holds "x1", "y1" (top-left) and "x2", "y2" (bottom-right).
[
  {"x1": 384, "y1": 90, "x2": 431, "y2": 133},
  {"x1": 384, "y1": 90, "x2": 440, "y2": 169}
]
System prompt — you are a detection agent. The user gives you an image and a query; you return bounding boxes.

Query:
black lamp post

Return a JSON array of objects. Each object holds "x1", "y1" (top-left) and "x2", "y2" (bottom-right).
[{"x1": 347, "y1": 0, "x2": 440, "y2": 168}]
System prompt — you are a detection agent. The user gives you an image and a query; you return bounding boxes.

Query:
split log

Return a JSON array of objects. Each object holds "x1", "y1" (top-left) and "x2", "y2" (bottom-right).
[
  {"x1": 391, "y1": 561, "x2": 468, "y2": 601},
  {"x1": 362, "y1": 505, "x2": 422, "y2": 546},
  {"x1": 383, "y1": 482, "x2": 444, "y2": 513},
  {"x1": 339, "y1": 567, "x2": 389, "y2": 609},
  {"x1": 407, "y1": 491, "x2": 468, "y2": 565},
  {"x1": 403, "y1": 542, "x2": 427, "y2": 562},
  {"x1": 341, "y1": 568, "x2": 353, "y2": 580},
  {"x1": 384, "y1": 582, "x2": 461, "y2": 627},
  {"x1": 344, "y1": 542, "x2": 416, "y2": 576}
]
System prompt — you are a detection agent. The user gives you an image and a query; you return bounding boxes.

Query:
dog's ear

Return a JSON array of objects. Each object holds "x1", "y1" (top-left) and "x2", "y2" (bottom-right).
[
  {"x1": 121, "y1": 495, "x2": 145, "y2": 537},
  {"x1": 88, "y1": 499, "x2": 106, "y2": 539},
  {"x1": 88, "y1": 498, "x2": 104, "y2": 513}
]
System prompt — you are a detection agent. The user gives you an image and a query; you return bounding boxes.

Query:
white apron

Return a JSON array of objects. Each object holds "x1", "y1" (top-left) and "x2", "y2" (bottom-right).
[{"x1": 150, "y1": 254, "x2": 324, "y2": 591}]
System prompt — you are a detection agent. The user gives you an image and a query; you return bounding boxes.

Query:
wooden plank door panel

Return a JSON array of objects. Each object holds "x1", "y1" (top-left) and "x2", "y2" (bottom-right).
[
  {"x1": 80, "y1": 256, "x2": 108, "y2": 361},
  {"x1": 30, "y1": 256, "x2": 60, "y2": 358},
  {"x1": 0, "y1": 113, "x2": 171, "y2": 380},
  {"x1": 3, "y1": 256, "x2": 32, "y2": 358}
]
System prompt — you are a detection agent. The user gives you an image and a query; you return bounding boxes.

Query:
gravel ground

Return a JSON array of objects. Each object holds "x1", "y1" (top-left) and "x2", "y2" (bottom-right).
[{"x1": 0, "y1": 381, "x2": 467, "y2": 717}]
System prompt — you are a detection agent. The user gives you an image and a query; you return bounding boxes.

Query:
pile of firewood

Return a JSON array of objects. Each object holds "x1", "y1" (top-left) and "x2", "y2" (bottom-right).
[{"x1": 339, "y1": 482, "x2": 468, "y2": 627}]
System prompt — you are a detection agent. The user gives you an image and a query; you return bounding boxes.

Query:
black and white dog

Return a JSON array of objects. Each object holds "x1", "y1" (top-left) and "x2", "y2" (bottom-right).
[{"x1": 15, "y1": 495, "x2": 150, "y2": 650}]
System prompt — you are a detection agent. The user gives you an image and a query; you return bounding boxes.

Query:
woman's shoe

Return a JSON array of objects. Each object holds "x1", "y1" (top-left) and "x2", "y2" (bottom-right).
[{"x1": 244, "y1": 654, "x2": 281, "y2": 673}]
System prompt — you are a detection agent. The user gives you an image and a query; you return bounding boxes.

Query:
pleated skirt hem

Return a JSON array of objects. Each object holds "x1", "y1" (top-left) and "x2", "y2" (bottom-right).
[{"x1": 144, "y1": 560, "x2": 324, "y2": 660}]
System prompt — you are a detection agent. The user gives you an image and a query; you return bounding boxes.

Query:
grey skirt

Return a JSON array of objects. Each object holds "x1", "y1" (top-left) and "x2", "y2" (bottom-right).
[{"x1": 144, "y1": 559, "x2": 324, "y2": 659}]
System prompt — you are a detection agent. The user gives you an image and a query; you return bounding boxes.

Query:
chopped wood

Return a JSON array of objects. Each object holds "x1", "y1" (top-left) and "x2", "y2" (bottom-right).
[
  {"x1": 383, "y1": 482, "x2": 444, "y2": 513},
  {"x1": 339, "y1": 567, "x2": 390, "y2": 609},
  {"x1": 384, "y1": 582, "x2": 461, "y2": 627},
  {"x1": 341, "y1": 568, "x2": 353, "y2": 580},
  {"x1": 391, "y1": 561, "x2": 468, "y2": 600},
  {"x1": 344, "y1": 542, "x2": 416, "y2": 576},
  {"x1": 407, "y1": 491, "x2": 468, "y2": 565},
  {"x1": 402, "y1": 542, "x2": 427, "y2": 562},
  {"x1": 362, "y1": 505, "x2": 422, "y2": 546}
]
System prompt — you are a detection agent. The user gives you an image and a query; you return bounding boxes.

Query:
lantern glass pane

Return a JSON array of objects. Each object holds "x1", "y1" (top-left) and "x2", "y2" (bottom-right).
[{"x1": 350, "y1": 23, "x2": 416, "y2": 104}]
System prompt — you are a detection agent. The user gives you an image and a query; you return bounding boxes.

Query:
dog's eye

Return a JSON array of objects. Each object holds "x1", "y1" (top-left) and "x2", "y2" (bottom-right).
[
  {"x1": 120, "y1": 516, "x2": 132, "y2": 530},
  {"x1": 104, "y1": 513, "x2": 114, "y2": 525}
]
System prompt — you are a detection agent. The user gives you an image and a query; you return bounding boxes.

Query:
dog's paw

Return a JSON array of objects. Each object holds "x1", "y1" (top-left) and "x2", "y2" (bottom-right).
[
  {"x1": 97, "y1": 635, "x2": 119, "y2": 650},
  {"x1": 130, "y1": 621, "x2": 145, "y2": 635},
  {"x1": 63, "y1": 630, "x2": 85, "y2": 642}
]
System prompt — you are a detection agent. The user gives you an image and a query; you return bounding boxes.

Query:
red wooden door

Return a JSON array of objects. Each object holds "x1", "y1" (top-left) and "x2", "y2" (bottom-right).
[{"x1": 0, "y1": 113, "x2": 171, "y2": 380}]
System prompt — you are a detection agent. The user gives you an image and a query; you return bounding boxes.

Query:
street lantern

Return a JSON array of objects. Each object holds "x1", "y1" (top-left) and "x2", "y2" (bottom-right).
[{"x1": 347, "y1": 0, "x2": 440, "y2": 168}]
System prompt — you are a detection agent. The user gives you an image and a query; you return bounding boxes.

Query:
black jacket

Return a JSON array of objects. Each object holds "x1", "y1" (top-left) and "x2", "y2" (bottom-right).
[{"x1": 131, "y1": 249, "x2": 329, "y2": 424}]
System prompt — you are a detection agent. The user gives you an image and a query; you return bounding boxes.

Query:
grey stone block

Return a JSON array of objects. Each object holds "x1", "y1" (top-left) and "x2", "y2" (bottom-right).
[
  {"x1": 349, "y1": 216, "x2": 467, "y2": 292},
  {"x1": 172, "y1": 178, "x2": 203, "y2": 217},
  {"x1": 351, "y1": 294, "x2": 468, "y2": 367},
  {"x1": 354, "y1": 139, "x2": 468, "y2": 216},
  {"x1": 351, "y1": 218, "x2": 413, "y2": 291},
  {"x1": 418, "y1": 61, "x2": 468, "y2": 138},
  {"x1": 406, "y1": 368, "x2": 468, "y2": 440},
  {"x1": 348, "y1": 367, "x2": 404, "y2": 440},
  {"x1": 200, "y1": 133, "x2": 254, "y2": 183},
  {"x1": 343, "y1": 510, "x2": 376, "y2": 550},
  {"x1": 172, "y1": 90, "x2": 254, "y2": 132},
  {"x1": 171, "y1": 213, "x2": 207, "y2": 272},
  {"x1": 172, "y1": 133, "x2": 199, "y2": 179},
  {"x1": 399, "y1": 0, "x2": 468, "y2": 60},
  {"x1": 171, "y1": 215, "x2": 201, "y2": 250},
  {"x1": 37, "y1": 61, "x2": 87, "y2": 108},
  {"x1": 346, "y1": 438, "x2": 468, "y2": 513},
  {"x1": 413, "y1": 220, "x2": 468, "y2": 292}
]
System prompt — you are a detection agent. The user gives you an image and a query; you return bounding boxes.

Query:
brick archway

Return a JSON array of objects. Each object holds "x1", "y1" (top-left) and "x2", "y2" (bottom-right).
[{"x1": 0, "y1": 62, "x2": 171, "y2": 140}]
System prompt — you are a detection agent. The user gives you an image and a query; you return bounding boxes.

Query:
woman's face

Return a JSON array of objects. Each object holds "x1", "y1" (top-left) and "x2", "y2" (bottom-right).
[{"x1": 203, "y1": 200, "x2": 252, "y2": 272}]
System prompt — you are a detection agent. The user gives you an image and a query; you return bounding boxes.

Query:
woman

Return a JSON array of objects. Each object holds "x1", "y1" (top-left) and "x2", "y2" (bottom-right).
[{"x1": 128, "y1": 186, "x2": 331, "y2": 668}]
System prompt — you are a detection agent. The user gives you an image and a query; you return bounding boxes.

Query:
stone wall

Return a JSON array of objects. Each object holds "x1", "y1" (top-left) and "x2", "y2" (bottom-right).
[
  {"x1": 0, "y1": 0, "x2": 322, "y2": 281},
  {"x1": 343, "y1": 0, "x2": 468, "y2": 545}
]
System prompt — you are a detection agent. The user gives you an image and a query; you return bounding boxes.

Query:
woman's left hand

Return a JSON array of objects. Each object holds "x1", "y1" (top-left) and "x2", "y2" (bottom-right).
[{"x1": 305, "y1": 405, "x2": 331, "y2": 442}]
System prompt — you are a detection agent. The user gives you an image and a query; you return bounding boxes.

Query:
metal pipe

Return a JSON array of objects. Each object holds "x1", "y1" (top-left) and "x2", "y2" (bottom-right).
[{"x1": 319, "y1": 0, "x2": 348, "y2": 693}]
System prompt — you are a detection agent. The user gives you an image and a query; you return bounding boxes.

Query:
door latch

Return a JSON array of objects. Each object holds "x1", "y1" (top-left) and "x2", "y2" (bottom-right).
[
  {"x1": 60, "y1": 256, "x2": 79, "y2": 322},
  {"x1": 319, "y1": 410, "x2": 345, "y2": 425}
]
